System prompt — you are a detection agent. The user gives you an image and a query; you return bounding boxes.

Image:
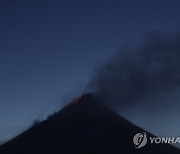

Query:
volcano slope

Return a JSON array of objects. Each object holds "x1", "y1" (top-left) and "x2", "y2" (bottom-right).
[{"x1": 0, "y1": 94, "x2": 179, "y2": 154}]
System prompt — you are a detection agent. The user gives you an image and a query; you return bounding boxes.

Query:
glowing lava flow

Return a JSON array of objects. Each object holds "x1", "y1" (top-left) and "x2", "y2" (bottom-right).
[{"x1": 71, "y1": 95, "x2": 82, "y2": 105}]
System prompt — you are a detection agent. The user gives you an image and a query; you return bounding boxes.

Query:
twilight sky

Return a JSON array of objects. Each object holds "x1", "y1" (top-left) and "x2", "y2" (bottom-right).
[{"x1": 0, "y1": 0, "x2": 180, "y2": 144}]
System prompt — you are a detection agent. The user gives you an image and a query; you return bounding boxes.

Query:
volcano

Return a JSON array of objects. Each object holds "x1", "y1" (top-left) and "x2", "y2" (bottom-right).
[{"x1": 0, "y1": 93, "x2": 179, "y2": 154}]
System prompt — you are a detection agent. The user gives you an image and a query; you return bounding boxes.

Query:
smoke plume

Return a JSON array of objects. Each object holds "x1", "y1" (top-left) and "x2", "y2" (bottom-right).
[{"x1": 87, "y1": 32, "x2": 180, "y2": 110}]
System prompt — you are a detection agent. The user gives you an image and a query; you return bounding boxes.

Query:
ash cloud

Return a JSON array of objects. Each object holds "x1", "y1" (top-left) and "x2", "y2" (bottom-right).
[{"x1": 87, "y1": 32, "x2": 180, "y2": 110}]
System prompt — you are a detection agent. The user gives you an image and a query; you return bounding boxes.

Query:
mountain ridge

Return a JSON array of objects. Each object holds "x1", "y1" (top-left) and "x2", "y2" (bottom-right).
[{"x1": 0, "y1": 93, "x2": 179, "y2": 154}]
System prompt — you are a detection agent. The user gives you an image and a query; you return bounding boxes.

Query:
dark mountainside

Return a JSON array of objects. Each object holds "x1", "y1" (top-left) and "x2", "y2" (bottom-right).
[{"x1": 0, "y1": 94, "x2": 179, "y2": 154}]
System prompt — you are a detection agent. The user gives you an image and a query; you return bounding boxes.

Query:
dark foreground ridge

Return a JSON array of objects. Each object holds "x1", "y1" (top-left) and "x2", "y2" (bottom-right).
[{"x1": 0, "y1": 93, "x2": 179, "y2": 154}]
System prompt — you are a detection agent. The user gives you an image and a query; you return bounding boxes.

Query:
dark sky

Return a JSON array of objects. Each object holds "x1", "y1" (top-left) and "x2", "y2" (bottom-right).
[{"x1": 0, "y1": 0, "x2": 180, "y2": 143}]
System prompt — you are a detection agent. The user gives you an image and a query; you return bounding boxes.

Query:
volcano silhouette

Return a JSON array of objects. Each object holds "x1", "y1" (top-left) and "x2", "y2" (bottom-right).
[{"x1": 0, "y1": 93, "x2": 179, "y2": 154}]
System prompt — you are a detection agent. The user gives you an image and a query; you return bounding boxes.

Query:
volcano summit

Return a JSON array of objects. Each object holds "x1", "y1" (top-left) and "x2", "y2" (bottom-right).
[{"x1": 0, "y1": 94, "x2": 179, "y2": 154}]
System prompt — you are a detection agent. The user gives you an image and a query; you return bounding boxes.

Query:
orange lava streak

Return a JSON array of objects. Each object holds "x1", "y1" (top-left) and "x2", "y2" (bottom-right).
[{"x1": 72, "y1": 95, "x2": 82, "y2": 105}]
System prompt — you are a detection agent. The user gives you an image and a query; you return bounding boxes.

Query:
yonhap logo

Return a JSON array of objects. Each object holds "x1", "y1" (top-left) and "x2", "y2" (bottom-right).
[
  {"x1": 133, "y1": 132, "x2": 147, "y2": 149},
  {"x1": 133, "y1": 132, "x2": 180, "y2": 149}
]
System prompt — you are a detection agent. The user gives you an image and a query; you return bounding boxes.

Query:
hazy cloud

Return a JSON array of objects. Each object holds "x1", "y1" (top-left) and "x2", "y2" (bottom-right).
[{"x1": 87, "y1": 32, "x2": 180, "y2": 110}]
